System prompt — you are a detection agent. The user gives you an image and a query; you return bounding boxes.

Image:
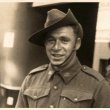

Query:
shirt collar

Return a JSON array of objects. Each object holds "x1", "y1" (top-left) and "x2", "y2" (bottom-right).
[
  {"x1": 46, "y1": 64, "x2": 55, "y2": 81},
  {"x1": 47, "y1": 56, "x2": 81, "y2": 84},
  {"x1": 59, "y1": 57, "x2": 81, "y2": 84}
]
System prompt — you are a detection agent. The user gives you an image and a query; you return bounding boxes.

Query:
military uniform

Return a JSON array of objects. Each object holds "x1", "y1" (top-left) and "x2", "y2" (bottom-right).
[{"x1": 16, "y1": 57, "x2": 110, "y2": 108}]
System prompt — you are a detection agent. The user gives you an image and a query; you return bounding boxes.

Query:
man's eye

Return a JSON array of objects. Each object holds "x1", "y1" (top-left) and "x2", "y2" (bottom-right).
[
  {"x1": 61, "y1": 38, "x2": 70, "y2": 43},
  {"x1": 46, "y1": 38, "x2": 55, "y2": 44},
  {"x1": 47, "y1": 39, "x2": 54, "y2": 42}
]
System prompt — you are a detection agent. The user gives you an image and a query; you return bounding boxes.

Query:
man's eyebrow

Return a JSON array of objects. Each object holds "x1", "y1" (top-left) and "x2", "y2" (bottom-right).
[
  {"x1": 60, "y1": 36, "x2": 71, "y2": 39},
  {"x1": 60, "y1": 36, "x2": 68, "y2": 38}
]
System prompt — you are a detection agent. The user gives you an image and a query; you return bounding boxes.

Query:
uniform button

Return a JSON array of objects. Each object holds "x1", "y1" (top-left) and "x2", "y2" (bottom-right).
[
  {"x1": 48, "y1": 71, "x2": 53, "y2": 75},
  {"x1": 83, "y1": 66, "x2": 86, "y2": 70},
  {"x1": 63, "y1": 97, "x2": 66, "y2": 100},
  {"x1": 49, "y1": 105, "x2": 54, "y2": 108},
  {"x1": 33, "y1": 96, "x2": 37, "y2": 98},
  {"x1": 74, "y1": 97, "x2": 78, "y2": 102},
  {"x1": 53, "y1": 85, "x2": 58, "y2": 90}
]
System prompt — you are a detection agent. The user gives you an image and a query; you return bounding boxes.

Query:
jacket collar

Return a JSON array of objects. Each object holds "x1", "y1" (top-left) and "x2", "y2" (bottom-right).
[
  {"x1": 60, "y1": 56, "x2": 81, "y2": 84},
  {"x1": 46, "y1": 53, "x2": 81, "y2": 84}
]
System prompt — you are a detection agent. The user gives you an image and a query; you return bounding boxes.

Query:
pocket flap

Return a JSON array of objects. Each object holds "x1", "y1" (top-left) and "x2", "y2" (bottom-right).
[
  {"x1": 61, "y1": 89, "x2": 93, "y2": 102},
  {"x1": 23, "y1": 87, "x2": 50, "y2": 100}
]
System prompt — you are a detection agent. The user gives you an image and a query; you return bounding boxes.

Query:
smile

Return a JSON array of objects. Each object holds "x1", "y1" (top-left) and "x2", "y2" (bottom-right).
[{"x1": 51, "y1": 54, "x2": 64, "y2": 57}]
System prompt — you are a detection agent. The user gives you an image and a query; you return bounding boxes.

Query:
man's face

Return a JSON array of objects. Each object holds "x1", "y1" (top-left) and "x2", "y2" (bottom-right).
[{"x1": 45, "y1": 26, "x2": 79, "y2": 66}]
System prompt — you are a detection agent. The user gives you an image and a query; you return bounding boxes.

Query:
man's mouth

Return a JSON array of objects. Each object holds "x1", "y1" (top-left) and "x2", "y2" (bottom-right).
[{"x1": 51, "y1": 54, "x2": 64, "y2": 57}]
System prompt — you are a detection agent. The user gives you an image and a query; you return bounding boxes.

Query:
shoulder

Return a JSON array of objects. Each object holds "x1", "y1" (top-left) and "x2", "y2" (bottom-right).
[
  {"x1": 20, "y1": 64, "x2": 49, "y2": 90},
  {"x1": 29, "y1": 64, "x2": 48, "y2": 75},
  {"x1": 81, "y1": 65, "x2": 104, "y2": 81}
]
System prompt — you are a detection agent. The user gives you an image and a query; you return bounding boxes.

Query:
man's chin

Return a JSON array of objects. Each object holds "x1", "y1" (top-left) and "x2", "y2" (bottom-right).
[{"x1": 50, "y1": 61, "x2": 64, "y2": 66}]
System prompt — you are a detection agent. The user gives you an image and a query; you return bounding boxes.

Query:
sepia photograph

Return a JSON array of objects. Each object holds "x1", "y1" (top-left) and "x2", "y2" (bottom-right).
[{"x1": 0, "y1": 1, "x2": 110, "y2": 108}]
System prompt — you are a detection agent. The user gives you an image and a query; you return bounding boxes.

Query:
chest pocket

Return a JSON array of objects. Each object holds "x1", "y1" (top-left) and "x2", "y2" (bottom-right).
[
  {"x1": 23, "y1": 87, "x2": 50, "y2": 107},
  {"x1": 60, "y1": 89, "x2": 93, "y2": 108}
]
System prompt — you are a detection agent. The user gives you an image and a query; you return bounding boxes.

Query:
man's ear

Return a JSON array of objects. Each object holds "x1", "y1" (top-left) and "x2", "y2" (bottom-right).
[{"x1": 75, "y1": 37, "x2": 81, "y2": 50}]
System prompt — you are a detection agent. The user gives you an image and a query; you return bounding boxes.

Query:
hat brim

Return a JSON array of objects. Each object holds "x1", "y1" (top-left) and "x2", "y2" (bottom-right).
[{"x1": 29, "y1": 9, "x2": 81, "y2": 46}]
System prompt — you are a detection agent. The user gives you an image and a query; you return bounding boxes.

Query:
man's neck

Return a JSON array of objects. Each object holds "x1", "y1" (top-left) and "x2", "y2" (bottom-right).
[{"x1": 51, "y1": 51, "x2": 77, "y2": 72}]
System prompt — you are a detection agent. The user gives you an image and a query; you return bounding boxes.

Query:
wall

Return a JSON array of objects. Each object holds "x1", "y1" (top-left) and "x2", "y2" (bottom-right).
[
  {"x1": 0, "y1": 3, "x2": 49, "y2": 87},
  {"x1": 93, "y1": 2, "x2": 110, "y2": 73}
]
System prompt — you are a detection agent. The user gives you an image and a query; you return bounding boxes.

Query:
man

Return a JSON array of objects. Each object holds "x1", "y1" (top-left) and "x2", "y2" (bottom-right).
[
  {"x1": 105, "y1": 59, "x2": 110, "y2": 83},
  {"x1": 105, "y1": 64, "x2": 110, "y2": 82},
  {"x1": 16, "y1": 9, "x2": 110, "y2": 108}
]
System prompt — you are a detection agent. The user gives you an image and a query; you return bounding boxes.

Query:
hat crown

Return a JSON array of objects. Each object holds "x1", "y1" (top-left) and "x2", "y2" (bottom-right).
[
  {"x1": 29, "y1": 9, "x2": 83, "y2": 46},
  {"x1": 44, "y1": 9, "x2": 66, "y2": 28}
]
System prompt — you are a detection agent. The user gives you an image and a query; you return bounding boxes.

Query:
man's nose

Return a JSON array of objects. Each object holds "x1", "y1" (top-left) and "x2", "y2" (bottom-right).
[{"x1": 53, "y1": 40, "x2": 61, "y2": 51}]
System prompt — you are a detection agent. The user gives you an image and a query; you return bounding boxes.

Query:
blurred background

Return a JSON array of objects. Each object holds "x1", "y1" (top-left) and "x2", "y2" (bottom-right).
[{"x1": 0, "y1": 2, "x2": 110, "y2": 108}]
